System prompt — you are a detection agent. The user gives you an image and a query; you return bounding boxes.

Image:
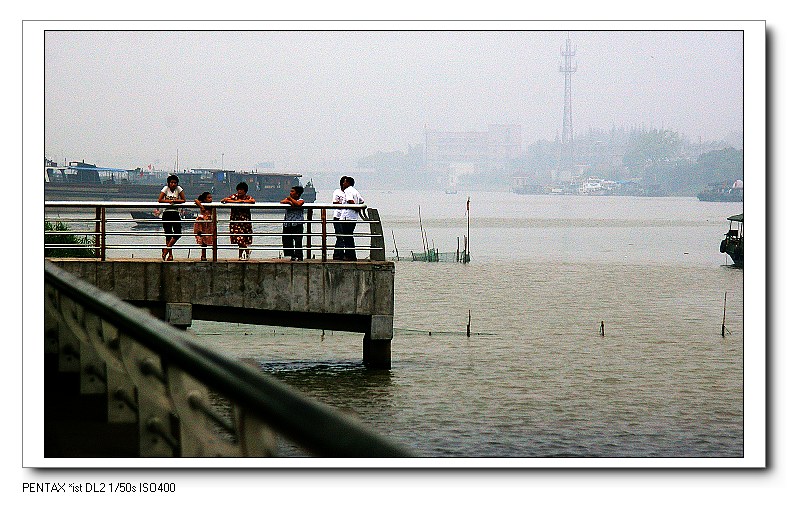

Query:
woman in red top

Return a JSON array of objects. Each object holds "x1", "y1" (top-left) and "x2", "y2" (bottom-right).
[{"x1": 193, "y1": 191, "x2": 215, "y2": 261}]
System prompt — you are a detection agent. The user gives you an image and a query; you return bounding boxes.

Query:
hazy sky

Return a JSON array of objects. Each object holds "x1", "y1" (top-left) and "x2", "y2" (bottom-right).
[{"x1": 44, "y1": 29, "x2": 743, "y2": 173}]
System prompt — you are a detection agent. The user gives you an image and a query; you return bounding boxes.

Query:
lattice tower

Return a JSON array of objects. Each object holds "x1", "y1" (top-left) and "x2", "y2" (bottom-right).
[{"x1": 560, "y1": 32, "x2": 577, "y2": 171}]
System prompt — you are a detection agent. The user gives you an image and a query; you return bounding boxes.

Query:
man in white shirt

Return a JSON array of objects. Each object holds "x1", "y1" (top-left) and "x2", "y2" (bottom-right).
[
  {"x1": 339, "y1": 176, "x2": 364, "y2": 261},
  {"x1": 331, "y1": 177, "x2": 347, "y2": 260}
]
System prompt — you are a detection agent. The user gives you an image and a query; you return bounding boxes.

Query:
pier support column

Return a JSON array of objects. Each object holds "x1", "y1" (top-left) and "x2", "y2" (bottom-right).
[
  {"x1": 363, "y1": 315, "x2": 393, "y2": 369},
  {"x1": 166, "y1": 303, "x2": 192, "y2": 330}
]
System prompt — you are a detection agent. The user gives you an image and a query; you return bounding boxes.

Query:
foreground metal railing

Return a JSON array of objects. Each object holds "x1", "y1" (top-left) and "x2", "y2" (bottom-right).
[
  {"x1": 44, "y1": 201, "x2": 386, "y2": 262},
  {"x1": 44, "y1": 260, "x2": 414, "y2": 457}
]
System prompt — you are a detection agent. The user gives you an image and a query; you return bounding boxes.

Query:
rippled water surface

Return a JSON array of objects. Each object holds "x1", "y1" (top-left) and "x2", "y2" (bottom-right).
[{"x1": 186, "y1": 193, "x2": 744, "y2": 458}]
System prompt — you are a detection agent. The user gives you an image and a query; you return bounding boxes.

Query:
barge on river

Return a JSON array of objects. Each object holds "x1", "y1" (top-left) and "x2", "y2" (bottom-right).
[{"x1": 45, "y1": 159, "x2": 317, "y2": 203}]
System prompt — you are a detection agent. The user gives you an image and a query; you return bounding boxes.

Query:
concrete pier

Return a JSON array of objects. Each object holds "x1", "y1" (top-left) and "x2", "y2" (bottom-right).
[{"x1": 50, "y1": 259, "x2": 395, "y2": 368}]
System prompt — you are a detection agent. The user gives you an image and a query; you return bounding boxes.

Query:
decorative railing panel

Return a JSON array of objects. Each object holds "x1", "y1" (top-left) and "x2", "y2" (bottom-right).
[{"x1": 44, "y1": 260, "x2": 413, "y2": 458}]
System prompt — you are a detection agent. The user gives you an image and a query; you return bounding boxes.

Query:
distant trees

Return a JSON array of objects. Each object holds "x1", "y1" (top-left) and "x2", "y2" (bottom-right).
[
  {"x1": 352, "y1": 126, "x2": 743, "y2": 194},
  {"x1": 623, "y1": 128, "x2": 684, "y2": 177},
  {"x1": 695, "y1": 147, "x2": 744, "y2": 183}
]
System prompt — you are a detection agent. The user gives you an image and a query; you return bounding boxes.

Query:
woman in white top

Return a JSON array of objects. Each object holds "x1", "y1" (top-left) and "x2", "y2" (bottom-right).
[{"x1": 157, "y1": 175, "x2": 186, "y2": 261}]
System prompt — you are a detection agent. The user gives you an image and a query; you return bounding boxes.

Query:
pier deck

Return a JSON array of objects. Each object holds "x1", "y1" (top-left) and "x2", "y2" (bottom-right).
[{"x1": 50, "y1": 258, "x2": 395, "y2": 368}]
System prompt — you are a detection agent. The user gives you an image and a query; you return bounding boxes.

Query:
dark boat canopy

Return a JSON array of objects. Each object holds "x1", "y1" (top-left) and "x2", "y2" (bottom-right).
[{"x1": 727, "y1": 213, "x2": 743, "y2": 222}]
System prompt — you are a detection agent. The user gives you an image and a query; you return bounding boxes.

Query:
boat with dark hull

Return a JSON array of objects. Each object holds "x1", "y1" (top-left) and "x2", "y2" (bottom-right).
[
  {"x1": 719, "y1": 213, "x2": 743, "y2": 267},
  {"x1": 45, "y1": 160, "x2": 317, "y2": 203}
]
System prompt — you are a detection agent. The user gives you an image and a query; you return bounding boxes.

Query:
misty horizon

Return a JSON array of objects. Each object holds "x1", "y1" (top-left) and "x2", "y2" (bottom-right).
[{"x1": 44, "y1": 29, "x2": 743, "y2": 176}]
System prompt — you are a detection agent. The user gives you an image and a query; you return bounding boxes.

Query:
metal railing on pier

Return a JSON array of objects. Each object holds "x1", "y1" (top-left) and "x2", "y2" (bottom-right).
[
  {"x1": 44, "y1": 260, "x2": 414, "y2": 458},
  {"x1": 44, "y1": 201, "x2": 386, "y2": 262}
]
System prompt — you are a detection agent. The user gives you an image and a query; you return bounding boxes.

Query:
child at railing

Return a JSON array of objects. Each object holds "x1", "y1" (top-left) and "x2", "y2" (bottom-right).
[
  {"x1": 221, "y1": 182, "x2": 255, "y2": 260},
  {"x1": 194, "y1": 191, "x2": 215, "y2": 261}
]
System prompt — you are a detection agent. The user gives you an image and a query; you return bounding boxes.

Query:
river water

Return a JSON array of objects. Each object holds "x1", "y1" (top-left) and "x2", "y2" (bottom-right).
[{"x1": 180, "y1": 191, "x2": 745, "y2": 459}]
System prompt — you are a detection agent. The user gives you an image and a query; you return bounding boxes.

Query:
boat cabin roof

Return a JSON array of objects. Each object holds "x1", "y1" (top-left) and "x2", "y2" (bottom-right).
[
  {"x1": 727, "y1": 213, "x2": 743, "y2": 222},
  {"x1": 53, "y1": 165, "x2": 129, "y2": 174},
  {"x1": 191, "y1": 168, "x2": 303, "y2": 178}
]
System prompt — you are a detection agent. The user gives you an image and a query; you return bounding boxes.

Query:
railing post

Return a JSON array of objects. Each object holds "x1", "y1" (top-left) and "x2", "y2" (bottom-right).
[
  {"x1": 321, "y1": 208, "x2": 327, "y2": 261},
  {"x1": 211, "y1": 207, "x2": 218, "y2": 262},
  {"x1": 94, "y1": 206, "x2": 106, "y2": 260},
  {"x1": 367, "y1": 208, "x2": 386, "y2": 261},
  {"x1": 306, "y1": 209, "x2": 313, "y2": 260},
  {"x1": 93, "y1": 206, "x2": 100, "y2": 258}
]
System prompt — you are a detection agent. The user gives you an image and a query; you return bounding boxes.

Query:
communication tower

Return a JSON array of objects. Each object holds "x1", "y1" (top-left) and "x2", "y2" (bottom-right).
[{"x1": 559, "y1": 32, "x2": 577, "y2": 173}]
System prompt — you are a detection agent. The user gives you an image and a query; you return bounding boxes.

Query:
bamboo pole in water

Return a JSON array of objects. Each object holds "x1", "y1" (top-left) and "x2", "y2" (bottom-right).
[
  {"x1": 391, "y1": 230, "x2": 400, "y2": 260},
  {"x1": 418, "y1": 206, "x2": 427, "y2": 257},
  {"x1": 465, "y1": 197, "x2": 470, "y2": 263}
]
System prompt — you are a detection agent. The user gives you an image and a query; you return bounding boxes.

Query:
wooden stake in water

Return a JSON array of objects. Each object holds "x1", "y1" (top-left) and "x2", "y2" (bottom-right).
[
  {"x1": 600, "y1": 320, "x2": 605, "y2": 337},
  {"x1": 465, "y1": 196, "x2": 470, "y2": 263},
  {"x1": 721, "y1": 291, "x2": 728, "y2": 337},
  {"x1": 467, "y1": 309, "x2": 471, "y2": 337},
  {"x1": 418, "y1": 206, "x2": 428, "y2": 257},
  {"x1": 391, "y1": 230, "x2": 400, "y2": 260}
]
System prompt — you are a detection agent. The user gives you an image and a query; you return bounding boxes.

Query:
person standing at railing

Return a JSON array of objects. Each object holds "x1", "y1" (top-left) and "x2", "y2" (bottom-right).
[
  {"x1": 221, "y1": 181, "x2": 255, "y2": 260},
  {"x1": 194, "y1": 191, "x2": 215, "y2": 261},
  {"x1": 339, "y1": 176, "x2": 364, "y2": 261},
  {"x1": 158, "y1": 174, "x2": 186, "y2": 261},
  {"x1": 332, "y1": 176, "x2": 348, "y2": 260},
  {"x1": 280, "y1": 185, "x2": 305, "y2": 261}
]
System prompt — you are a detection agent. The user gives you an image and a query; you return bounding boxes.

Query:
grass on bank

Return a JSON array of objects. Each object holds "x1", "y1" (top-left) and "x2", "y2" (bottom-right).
[{"x1": 45, "y1": 221, "x2": 95, "y2": 258}]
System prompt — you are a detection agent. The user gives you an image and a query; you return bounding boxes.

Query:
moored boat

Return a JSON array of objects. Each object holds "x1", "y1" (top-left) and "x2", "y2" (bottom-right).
[{"x1": 719, "y1": 213, "x2": 743, "y2": 267}]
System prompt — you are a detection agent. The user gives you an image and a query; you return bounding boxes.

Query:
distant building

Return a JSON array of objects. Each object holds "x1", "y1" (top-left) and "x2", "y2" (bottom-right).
[
  {"x1": 487, "y1": 124, "x2": 523, "y2": 170},
  {"x1": 424, "y1": 124, "x2": 522, "y2": 173}
]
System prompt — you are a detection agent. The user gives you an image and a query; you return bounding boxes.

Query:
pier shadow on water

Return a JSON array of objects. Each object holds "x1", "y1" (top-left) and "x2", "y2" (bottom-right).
[
  {"x1": 256, "y1": 360, "x2": 393, "y2": 411},
  {"x1": 254, "y1": 360, "x2": 395, "y2": 457}
]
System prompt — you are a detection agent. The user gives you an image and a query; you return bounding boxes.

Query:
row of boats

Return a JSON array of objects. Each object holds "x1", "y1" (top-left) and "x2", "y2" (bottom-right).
[
  {"x1": 510, "y1": 177, "x2": 667, "y2": 197},
  {"x1": 45, "y1": 159, "x2": 320, "y2": 229},
  {"x1": 511, "y1": 177, "x2": 743, "y2": 202},
  {"x1": 44, "y1": 160, "x2": 318, "y2": 203}
]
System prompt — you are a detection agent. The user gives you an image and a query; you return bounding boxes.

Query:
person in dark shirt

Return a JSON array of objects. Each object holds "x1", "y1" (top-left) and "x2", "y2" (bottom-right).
[{"x1": 280, "y1": 185, "x2": 305, "y2": 261}]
